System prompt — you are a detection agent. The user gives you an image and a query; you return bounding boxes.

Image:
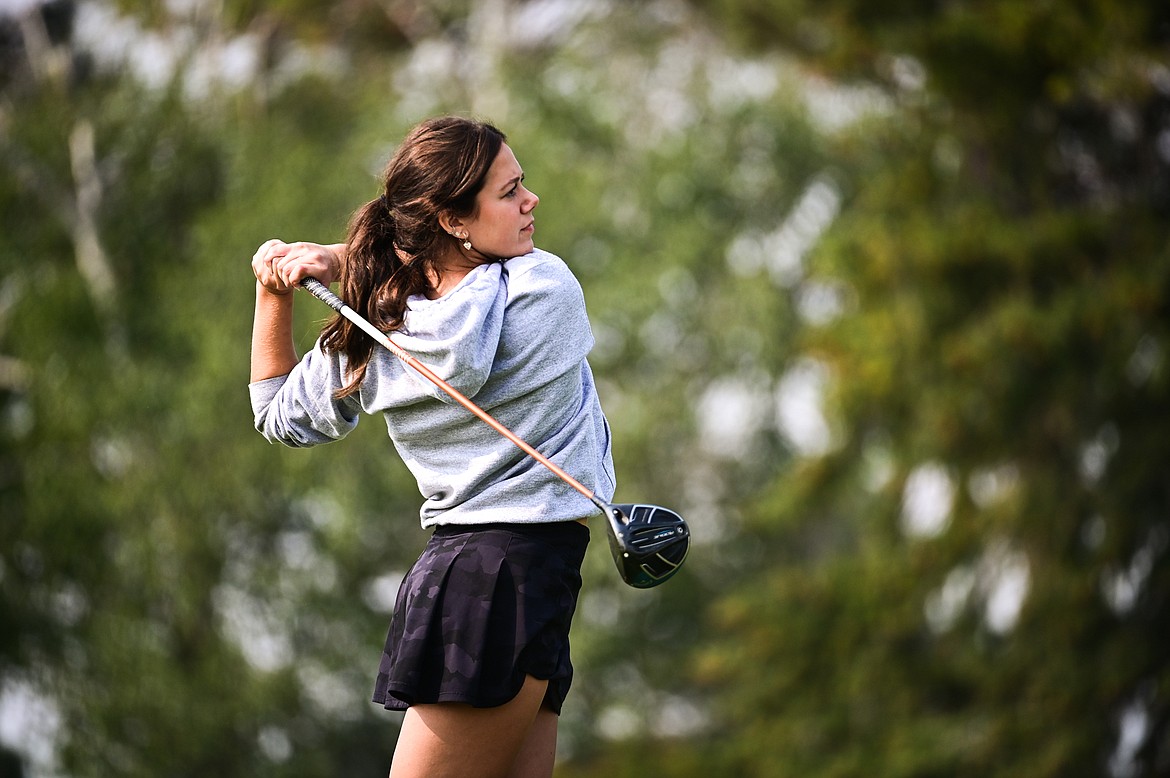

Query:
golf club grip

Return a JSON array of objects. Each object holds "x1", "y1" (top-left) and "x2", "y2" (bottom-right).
[
  {"x1": 299, "y1": 277, "x2": 345, "y2": 312},
  {"x1": 295, "y1": 275, "x2": 605, "y2": 510}
]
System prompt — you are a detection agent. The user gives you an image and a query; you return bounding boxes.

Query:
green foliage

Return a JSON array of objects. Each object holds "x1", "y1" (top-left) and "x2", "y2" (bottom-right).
[
  {"x1": 681, "y1": 0, "x2": 1170, "y2": 776},
  {"x1": 0, "y1": 5, "x2": 415, "y2": 774}
]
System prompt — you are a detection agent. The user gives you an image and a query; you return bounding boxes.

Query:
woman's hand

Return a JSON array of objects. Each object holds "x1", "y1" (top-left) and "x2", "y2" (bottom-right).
[{"x1": 252, "y1": 239, "x2": 345, "y2": 294}]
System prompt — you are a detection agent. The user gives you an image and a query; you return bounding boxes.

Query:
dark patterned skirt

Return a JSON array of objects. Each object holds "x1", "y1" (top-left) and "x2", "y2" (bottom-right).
[{"x1": 372, "y1": 520, "x2": 590, "y2": 714}]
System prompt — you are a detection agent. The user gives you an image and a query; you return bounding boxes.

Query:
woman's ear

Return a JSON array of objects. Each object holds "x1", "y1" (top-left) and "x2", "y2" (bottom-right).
[{"x1": 438, "y1": 211, "x2": 464, "y2": 237}]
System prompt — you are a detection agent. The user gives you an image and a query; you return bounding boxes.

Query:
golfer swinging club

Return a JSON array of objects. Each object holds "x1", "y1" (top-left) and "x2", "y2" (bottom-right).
[{"x1": 249, "y1": 116, "x2": 616, "y2": 777}]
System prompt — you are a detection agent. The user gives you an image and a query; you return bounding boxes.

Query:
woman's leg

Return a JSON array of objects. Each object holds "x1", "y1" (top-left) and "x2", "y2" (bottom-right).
[
  {"x1": 389, "y1": 674, "x2": 556, "y2": 778},
  {"x1": 507, "y1": 707, "x2": 559, "y2": 778}
]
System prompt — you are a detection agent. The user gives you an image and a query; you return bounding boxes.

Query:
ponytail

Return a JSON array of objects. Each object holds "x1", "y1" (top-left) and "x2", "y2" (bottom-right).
[{"x1": 320, "y1": 196, "x2": 438, "y2": 397}]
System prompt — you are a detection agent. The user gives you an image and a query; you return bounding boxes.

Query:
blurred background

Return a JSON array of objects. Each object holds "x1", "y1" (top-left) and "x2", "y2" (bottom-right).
[{"x1": 1, "y1": 0, "x2": 1168, "y2": 776}]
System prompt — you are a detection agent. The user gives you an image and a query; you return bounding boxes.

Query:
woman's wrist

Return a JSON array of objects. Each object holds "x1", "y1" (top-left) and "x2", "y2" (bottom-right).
[
  {"x1": 256, "y1": 280, "x2": 295, "y2": 298},
  {"x1": 325, "y1": 243, "x2": 346, "y2": 283}
]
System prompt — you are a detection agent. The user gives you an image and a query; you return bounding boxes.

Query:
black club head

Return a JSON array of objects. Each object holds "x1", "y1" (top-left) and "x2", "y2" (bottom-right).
[{"x1": 604, "y1": 503, "x2": 690, "y2": 589}]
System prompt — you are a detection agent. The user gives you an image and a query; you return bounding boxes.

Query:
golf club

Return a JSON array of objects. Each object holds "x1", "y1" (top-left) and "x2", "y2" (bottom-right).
[{"x1": 299, "y1": 277, "x2": 690, "y2": 588}]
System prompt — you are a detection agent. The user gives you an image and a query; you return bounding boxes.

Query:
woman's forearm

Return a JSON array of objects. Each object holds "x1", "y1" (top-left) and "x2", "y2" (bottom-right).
[
  {"x1": 249, "y1": 239, "x2": 347, "y2": 383},
  {"x1": 250, "y1": 283, "x2": 298, "y2": 382}
]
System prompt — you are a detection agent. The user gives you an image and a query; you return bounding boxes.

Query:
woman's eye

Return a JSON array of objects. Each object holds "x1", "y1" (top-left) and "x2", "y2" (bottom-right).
[{"x1": 504, "y1": 177, "x2": 525, "y2": 198}]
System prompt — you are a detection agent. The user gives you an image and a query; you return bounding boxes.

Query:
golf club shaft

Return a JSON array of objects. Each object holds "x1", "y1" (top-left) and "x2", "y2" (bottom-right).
[{"x1": 299, "y1": 277, "x2": 610, "y2": 514}]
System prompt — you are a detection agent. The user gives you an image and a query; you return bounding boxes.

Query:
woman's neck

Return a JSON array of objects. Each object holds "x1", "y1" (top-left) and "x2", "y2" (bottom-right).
[{"x1": 428, "y1": 248, "x2": 490, "y2": 298}]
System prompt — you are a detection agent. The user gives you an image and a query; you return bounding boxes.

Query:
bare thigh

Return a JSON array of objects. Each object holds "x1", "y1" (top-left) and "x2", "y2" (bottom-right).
[
  {"x1": 508, "y1": 707, "x2": 559, "y2": 778},
  {"x1": 388, "y1": 674, "x2": 557, "y2": 778}
]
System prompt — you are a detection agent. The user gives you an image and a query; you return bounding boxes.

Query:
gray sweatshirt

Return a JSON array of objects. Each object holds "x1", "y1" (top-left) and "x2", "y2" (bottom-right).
[{"x1": 249, "y1": 248, "x2": 616, "y2": 528}]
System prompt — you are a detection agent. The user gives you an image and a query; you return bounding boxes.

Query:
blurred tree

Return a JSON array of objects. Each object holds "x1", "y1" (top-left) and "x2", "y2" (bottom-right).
[
  {"x1": 634, "y1": 0, "x2": 1170, "y2": 776},
  {"x1": 0, "y1": 1, "x2": 419, "y2": 775}
]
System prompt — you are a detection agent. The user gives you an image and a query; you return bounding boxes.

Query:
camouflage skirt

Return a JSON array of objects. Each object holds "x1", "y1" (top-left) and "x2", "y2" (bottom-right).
[{"x1": 372, "y1": 520, "x2": 590, "y2": 714}]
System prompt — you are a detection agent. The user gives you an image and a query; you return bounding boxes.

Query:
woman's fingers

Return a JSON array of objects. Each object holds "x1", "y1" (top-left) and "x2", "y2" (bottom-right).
[
  {"x1": 252, "y1": 239, "x2": 336, "y2": 289},
  {"x1": 280, "y1": 243, "x2": 334, "y2": 286},
  {"x1": 252, "y1": 239, "x2": 294, "y2": 292}
]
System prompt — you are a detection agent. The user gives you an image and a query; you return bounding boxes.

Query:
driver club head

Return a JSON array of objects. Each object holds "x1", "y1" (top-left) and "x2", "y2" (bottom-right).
[{"x1": 604, "y1": 503, "x2": 690, "y2": 589}]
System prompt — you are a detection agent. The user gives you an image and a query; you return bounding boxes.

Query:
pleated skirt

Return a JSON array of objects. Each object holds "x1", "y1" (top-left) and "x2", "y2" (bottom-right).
[{"x1": 372, "y1": 520, "x2": 590, "y2": 714}]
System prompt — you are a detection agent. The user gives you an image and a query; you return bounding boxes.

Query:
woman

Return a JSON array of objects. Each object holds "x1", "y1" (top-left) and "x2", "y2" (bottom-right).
[{"x1": 249, "y1": 116, "x2": 615, "y2": 778}]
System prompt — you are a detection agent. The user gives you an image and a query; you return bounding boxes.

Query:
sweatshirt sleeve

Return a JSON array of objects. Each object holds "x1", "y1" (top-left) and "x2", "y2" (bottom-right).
[{"x1": 249, "y1": 339, "x2": 362, "y2": 447}]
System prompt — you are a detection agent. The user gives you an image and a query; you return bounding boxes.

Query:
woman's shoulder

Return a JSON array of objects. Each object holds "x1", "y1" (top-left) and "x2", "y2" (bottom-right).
[
  {"x1": 503, "y1": 248, "x2": 578, "y2": 288},
  {"x1": 501, "y1": 248, "x2": 588, "y2": 329}
]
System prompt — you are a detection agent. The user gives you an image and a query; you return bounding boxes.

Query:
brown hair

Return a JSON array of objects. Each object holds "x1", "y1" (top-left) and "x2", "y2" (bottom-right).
[{"x1": 321, "y1": 116, "x2": 506, "y2": 397}]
